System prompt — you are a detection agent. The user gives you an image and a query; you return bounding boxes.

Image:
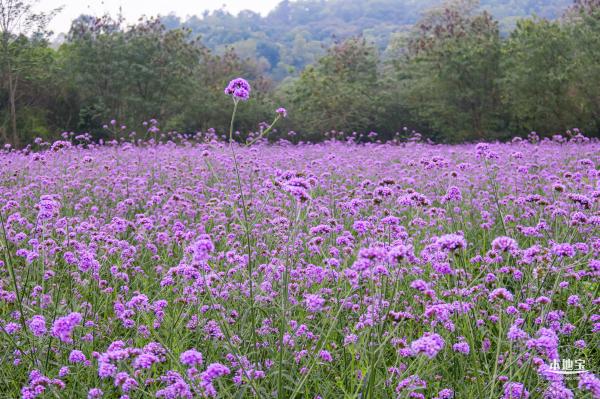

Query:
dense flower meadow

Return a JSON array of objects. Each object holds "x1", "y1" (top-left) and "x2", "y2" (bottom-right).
[{"x1": 0, "y1": 131, "x2": 599, "y2": 398}]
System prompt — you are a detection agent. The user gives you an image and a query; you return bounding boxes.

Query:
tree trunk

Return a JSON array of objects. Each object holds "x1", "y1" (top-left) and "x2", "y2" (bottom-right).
[
  {"x1": 7, "y1": 69, "x2": 18, "y2": 147},
  {"x1": 0, "y1": 126, "x2": 7, "y2": 144},
  {"x1": 0, "y1": 36, "x2": 11, "y2": 146}
]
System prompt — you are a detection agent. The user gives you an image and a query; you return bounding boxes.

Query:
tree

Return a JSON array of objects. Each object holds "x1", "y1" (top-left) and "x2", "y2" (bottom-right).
[
  {"x1": 502, "y1": 18, "x2": 577, "y2": 134},
  {"x1": 400, "y1": 0, "x2": 503, "y2": 141},
  {"x1": 61, "y1": 15, "x2": 203, "y2": 135},
  {"x1": 0, "y1": 35, "x2": 56, "y2": 143},
  {"x1": 0, "y1": 0, "x2": 57, "y2": 145},
  {"x1": 566, "y1": 0, "x2": 600, "y2": 134},
  {"x1": 284, "y1": 37, "x2": 379, "y2": 137},
  {"x1": 567, "y1": 0, "x2": 600, "y2": 15}
]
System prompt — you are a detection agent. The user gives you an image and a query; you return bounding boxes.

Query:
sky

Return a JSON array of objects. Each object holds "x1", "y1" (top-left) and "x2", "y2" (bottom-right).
[{"x1": 35, "y1": 0, "x2": 281, "y2": 34}]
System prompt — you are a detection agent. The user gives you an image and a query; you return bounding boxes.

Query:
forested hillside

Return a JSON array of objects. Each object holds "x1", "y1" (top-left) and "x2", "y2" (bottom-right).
[
  {"x1": 2, "y1": 0, "x2": 599, "y2": 146},
  {"x1": 161, "y1": 0, "x2": 572, "y2": 78}
]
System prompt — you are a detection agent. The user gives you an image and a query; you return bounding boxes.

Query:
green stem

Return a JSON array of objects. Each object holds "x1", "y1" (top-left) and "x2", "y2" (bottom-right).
[
  {"x1": 277, "y1": 203, "x2": 303, "y2": 398},
  {"x1": 488, "y1": 313, "x2": 503, "y2": 399},
  {"x1": 0, "y1": 210, "x2": 37, "y2": 367},
  {"x1": 229, "y1": 101, "x2": 239, "y2": 143},
  {"x1": 228, "y1": 100, "x2": 258, "y2": 353},
  {"x1": 245, "y1": 115, "x2": 281, "y2": 147}
]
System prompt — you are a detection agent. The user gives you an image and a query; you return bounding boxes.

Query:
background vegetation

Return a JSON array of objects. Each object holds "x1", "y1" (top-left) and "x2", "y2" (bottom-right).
[{"x1": 1, "y1": 0, "x2": 599, "y2": 146}]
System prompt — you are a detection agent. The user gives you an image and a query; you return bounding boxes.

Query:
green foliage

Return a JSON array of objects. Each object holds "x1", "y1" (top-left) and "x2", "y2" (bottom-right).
[
  {"x1": 567, "y1": 1, "x2": 600, "y2": 132},
  {"x1": 502, "y1": 18, "x2": 577, "y2": 133},
  {"x1": 58, "y1": 16, "x2": 203, "y2": 134},
  {"x1": 54, "y1": 16, "x2": 275, "y2": 139},
  {"x1": 284, "y1": 38, "x2": 379, "y2": 137},
  {"x1": 0, "y1": 36, "x2": 58, "y2": 144},
  {"x1": 2, "y1": 0, "x2": 600, "y2": 145},
  {"x1": 398, "y1": 1, "x2": 503, "y2": 141},
  {"x1": 163, "y1": 0, "x2": 572, "y2": 76},
  {"x1": 0, "y1": 0, "x2": 60, "y2": 145}
]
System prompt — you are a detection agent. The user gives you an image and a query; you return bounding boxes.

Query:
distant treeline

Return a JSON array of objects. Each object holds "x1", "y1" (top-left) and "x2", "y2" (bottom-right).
[
  {"x1": 0, "y1": 0, "x2": 599, "y2": 146},
  {"x1": 161, "y1": 0, "x2": 572, "y2": 79}
]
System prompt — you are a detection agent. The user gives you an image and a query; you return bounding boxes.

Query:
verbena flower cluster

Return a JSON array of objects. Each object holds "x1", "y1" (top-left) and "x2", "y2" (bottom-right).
[
  {"x1": 224, "y1": 78, "x2": 251, "y2": 102},
  {"x1": 0, "y1": 130, "x2": 598, "y2": 398}
]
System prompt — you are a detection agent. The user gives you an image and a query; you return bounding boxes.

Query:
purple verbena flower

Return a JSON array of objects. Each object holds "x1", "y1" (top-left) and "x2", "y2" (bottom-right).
[
  {"x1": 51, "y1": 312, "x2": 82, "y2": 343},
  {"x1": 503, "y1": 382, "x2": 529, "y2": 399},
  {"x1": 410, "y1": 333, "x2": 445, "y2": 359},
  {"x1": 224, "y1": 78, "x2": 251, "y2": 101},
  {"x1": 28, "y1": 315, "x2": 46, "y2": 337},
  {"x1": 180, "y1": 349, "x2": 203, "y2": 367}
]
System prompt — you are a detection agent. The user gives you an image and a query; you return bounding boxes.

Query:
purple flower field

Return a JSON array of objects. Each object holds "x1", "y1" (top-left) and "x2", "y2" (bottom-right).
[{"x1": 1, "y1": 133, "x2": 599, "y2": 398}]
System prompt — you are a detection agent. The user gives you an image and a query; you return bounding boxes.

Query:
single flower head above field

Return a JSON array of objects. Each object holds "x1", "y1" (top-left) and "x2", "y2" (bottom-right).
[
  {"x1": 224, "y1": 78, "x2": 251, "y2": 102},
  {"x1": 276, "y1": 107, "x2": 288, "y2": 118}
]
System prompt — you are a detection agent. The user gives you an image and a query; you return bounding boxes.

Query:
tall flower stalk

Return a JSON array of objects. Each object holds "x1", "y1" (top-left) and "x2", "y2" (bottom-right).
[
  {"x1": 224, "y1": 77, "x2": 286, "y2": 359},
  {"x1": 0, "y1": 210, "x2": 36, "y2": 366}
]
